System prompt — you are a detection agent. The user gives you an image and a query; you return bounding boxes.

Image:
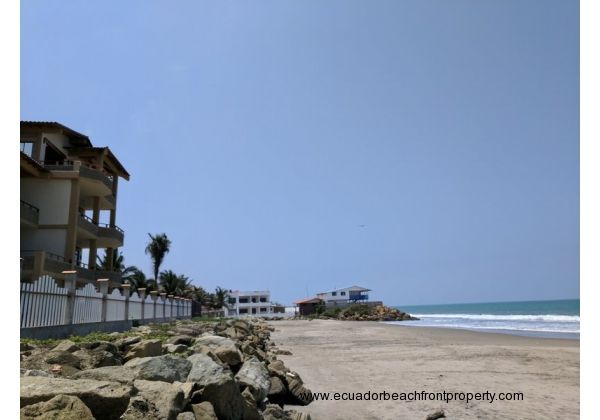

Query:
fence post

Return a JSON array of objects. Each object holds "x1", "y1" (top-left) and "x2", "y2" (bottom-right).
[
  {"x1": 150, "y1": 291, "x2": 158, "y2": 320},
  {"x1": 138, "y1": 288, "x2": 147, "y2": 320},
  {"x1": 160, "y1": 293, "x2": 167, "y2": 320},
  {"x1": 62, "y1": 270, "x2": 77, "y2": 325},
  {"x1": 122, "y1": 284, "x2": 131, "y2": 321},
  {"x1": 97, "y1": 278, "x2": 109, "y2": 322},
  {"x1": 168, "y1": 295, "x2": 174, "y2": 319}
]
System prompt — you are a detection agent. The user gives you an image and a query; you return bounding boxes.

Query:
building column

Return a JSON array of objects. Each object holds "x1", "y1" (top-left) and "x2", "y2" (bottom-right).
[
  {"x1": 106, "y1": 177, "x2": 119, "y2": 272},
  {"x1": 65, "y1": 175, "x2": 81, "y2": 265},
  {"x1": 88, "y1": 196, "x2": 100, "y2": 269}
]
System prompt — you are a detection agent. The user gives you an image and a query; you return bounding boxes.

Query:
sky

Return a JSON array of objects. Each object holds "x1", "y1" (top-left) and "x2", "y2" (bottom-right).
[{"x1": 20, "y1": 0, "x2": 579, "y2": 306}]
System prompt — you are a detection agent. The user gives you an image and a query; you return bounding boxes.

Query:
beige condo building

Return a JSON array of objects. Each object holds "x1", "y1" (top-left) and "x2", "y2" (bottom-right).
[{"x1": 20, "y1": 121, "x2": 130, "y2": 287}]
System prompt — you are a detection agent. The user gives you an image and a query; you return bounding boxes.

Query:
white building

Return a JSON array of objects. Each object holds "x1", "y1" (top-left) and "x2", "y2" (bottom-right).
[
  {"x1": 225, "y1": 290, "x2": 274, "y2": 317},
  {"x1": 316, "y1": 285, "x2": 371, "y2": 303}
]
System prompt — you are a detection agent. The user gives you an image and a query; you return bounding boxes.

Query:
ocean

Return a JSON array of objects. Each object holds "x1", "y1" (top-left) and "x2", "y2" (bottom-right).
[{"x1": 390, "y1": 299, "x2": 580, "y2": 339}]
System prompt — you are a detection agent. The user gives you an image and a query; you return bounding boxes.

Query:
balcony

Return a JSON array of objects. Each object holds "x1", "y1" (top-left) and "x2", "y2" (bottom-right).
[
  {"x1": 348, "y1": 293, "x2": 369, "y2": 302},
  {"x1": 76, "y1": 261, "x2": 121, "y2": 285},
  {"x1": 97, "y1": 222, "x2": 124, "y2": 248},
  {"x1": 77, "y1": 215, "x2": 124, "y2": 247},
  {"x1": 78, "y1": 214, "x2": 99, "y2": 237},
  {"x1": 20, "y1": 200, "x2": 39, "y2": 227},
  {"x1": 20, "y1": 250, "x2": 72, "y2": 281},
  {"x1": 42, "y1": 160, "x2": 113, "y2": 197}
]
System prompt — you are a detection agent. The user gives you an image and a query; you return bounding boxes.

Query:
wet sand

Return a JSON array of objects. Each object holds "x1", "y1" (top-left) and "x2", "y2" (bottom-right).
[{"x1": 270, "y1": 319, "x2": 579, "y2": 420}]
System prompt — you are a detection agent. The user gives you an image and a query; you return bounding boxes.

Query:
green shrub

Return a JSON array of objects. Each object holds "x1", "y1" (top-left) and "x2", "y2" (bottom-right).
[{"x1": 342, "y1": 304, "x2": 372, "y2": 317}]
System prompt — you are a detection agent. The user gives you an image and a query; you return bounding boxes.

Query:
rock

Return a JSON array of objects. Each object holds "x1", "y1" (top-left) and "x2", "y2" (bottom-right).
[
  {"x1": 167, "y1": 335, "x2": 194, "y2": 346},
  {"x1": 268, "y1": 376, "x2": 286, "y2": 396},
  {"x1": 165, "y1": 344, "x2": 189, "y2": 354},
  {"x1": 125, "y1": 355, "x2": 192, "y2": 383},
  {"x1": 115, "y1": 336, "x2": 142, "y2": 351},
  {"x1": 186, "y1": 353, "x2": 244, "y2": 420},
  {"x1": 274, "y1": 349, "x2": 292, "y2": 355},
  {"x1": 286, "y1": 375, "x2": 313, "y2": 406},
  {"x1": 44, "y1": 350, "x2": 82, "y2": 369},
  {"x1": 133, "y1": 380, "x2": 188, "y2": 420},
  {"x1": 20, "y1": 376, "x2": 131, "y2": 420},
  {"x1": 20, "y1": 368, "x2": 53, "y2": 378},
  {"x1": 193, "y1": 335, "x2": 243, "y2": 367},
  {"x1": 125, "y1": 339, "x2": 163, "y2": 361},
  {"x1": 79, "y1": 341, "x2": 120, "y2": 355},
  {"x1": 52, "y1": 340, "x2": 80, "y2": 353},
  {"x1": 262, "y1": 404, "x2": 290, "y2": 420},
  {"x1": 73, "y1": 348, "x2": 122, "y2": 370},
  {"x1": 267, "y1": 360, "x2": 289, "y2": 379},
  {"x1": 21, "y1": 342, "x2": 34, "y2": 352},
  {"x1": 240, "y1": 387, "x2": 262, "y2": 420},
  {"x1": 176, "y1": 412, "x2": 196, "y2": 420},
  {"x1": 119, "y1": 395, "x2": 161, "y2": 420},
  {"x1": 71, "y1": 365, "x2": 136, "y2": 384},
  {"x1": 192, "y1": 401, "x2": 218, "y2": 420},
  {"x1": 288, "y1": 411, "x2": 311, "y2": 420},
  {"x1": 426, "y1": 410, "x2": 446, "y2": 420},
  {"x1": 235, "y1": 356, "x2": 270, "y2": 402},
  {"x1": 20, "y1": 394, "x2": 94, "y2": 420}
]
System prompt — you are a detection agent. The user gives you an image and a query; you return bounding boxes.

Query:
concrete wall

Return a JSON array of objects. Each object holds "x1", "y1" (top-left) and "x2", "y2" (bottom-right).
[{"x1": 21, "y1": 178, "x2": 71, "y2": 224}]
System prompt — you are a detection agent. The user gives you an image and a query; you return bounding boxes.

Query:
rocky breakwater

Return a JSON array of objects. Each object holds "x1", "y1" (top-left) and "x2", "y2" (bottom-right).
[
  {"x1": 20, "y1": 319, "x2": 313, "y2": 420},
  {"x1": 314, "y1": 304, "x2": 419, "y2": 321}
]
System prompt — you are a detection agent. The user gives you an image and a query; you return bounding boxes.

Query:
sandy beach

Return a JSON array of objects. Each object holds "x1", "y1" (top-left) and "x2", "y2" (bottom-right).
[{"x1": 271, "y1": 320, "x2": 579, "y2": 420}]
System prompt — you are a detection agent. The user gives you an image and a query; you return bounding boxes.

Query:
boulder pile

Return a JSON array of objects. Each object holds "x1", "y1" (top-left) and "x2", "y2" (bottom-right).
[
  {"x1": 312, "y1": 304, "x2": 418, "y2": 321},
  {"x1": 20, "y1": 318, "x2": 313, "y2": 420}
]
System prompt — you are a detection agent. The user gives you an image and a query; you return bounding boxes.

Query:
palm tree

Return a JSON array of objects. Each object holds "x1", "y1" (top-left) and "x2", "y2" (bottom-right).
[
  {"x1": 159, "y1": 270, "x2": 190, "y2": 295},
  {"x1": 129, "y1": 268, "x2": 157, "y2": 294},
  {"x1": 145, "y1": 233, "x2": 171, "y2": 285},
  {"x1": 183, "y1": 285, "x2": 209, "y2": 316},
  {"x1": 212, "y1": 286, "x2": 231, "y2": 310},
  {"x1": 97, "y1": 250, "x2": 137, "y2": 283}
]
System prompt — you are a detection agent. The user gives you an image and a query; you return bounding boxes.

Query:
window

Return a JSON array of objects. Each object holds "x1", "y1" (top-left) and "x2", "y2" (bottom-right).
[
  {"x1": 341, "y1": 291, "x2": 346, "y2": 296},
  {"x1": 239, "y1": 297, "x2": 249, "y2": 304},
  {"x1": 239, "y1": 308, "x2": 248, "y2": 314},
  {"x1": 20, "y1": 141, "x2": 34, "y2": 157},
  {"x1": 332, "y1": 292, "x2": 337, "y2": 296},
  {"x1": 228, "y1": 297, "x2": 236, "y2": 305},
  {"x1": 260, "y1": 297, "x2": 267, "y2": 302},
  {"x1": 251, "y1": 297, "x2": 257, "y2": 303},
  {"x1": 260, "y1": 307, "x2": 267, "y2": 313}
]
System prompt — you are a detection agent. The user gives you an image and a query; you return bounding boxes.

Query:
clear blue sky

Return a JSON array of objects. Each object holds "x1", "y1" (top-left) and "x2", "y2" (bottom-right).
[{"x1": 21, "y1": 0, "x2": 579, "y2": 306}]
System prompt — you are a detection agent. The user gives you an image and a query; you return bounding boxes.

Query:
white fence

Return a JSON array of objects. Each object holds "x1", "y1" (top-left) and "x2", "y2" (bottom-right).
[{"x1": 20, "y1": 275, "x2": 192, "y2": 329}]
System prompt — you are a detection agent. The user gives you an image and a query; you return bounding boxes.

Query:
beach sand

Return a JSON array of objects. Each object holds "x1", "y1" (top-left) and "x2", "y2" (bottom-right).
[{"x1": 270, "y1": 320, "x2": 579, "y2": 420}]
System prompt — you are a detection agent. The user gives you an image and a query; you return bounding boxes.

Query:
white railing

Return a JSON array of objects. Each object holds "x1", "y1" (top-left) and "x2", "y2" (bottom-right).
[{"x1": 20, "y1": 274, "x2": 192, "y2": 329}]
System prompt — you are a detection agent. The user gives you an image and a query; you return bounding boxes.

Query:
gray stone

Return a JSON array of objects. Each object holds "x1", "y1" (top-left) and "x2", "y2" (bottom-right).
[
  {"x1": 115, "y1": 335, "x2": 141, "y2": 351},
  {"x1": 125, "y1": 339, "x2": 163, "y2": 361},
  {"x1": 192, "y1": 402, "x2": 218, "y2": 420},
  {"x1": 20, "y1": 376, "x2": 131, "y2": 420},
  {"x1": 268, "y1": 376, "x2": 286, "y2": 396},
  {"x1": 176, "y1": 412, "x2": 196, "y2": 420},
  {"x1": 125, "y1": 355, "x2": 192, "y2": 383},
  {"x1": 118, "y1": 395, "x2": 162, "y2": 420},
  {"x1": 193, "y1": 335, "x2": 243, "y2": 367},
  {"x1": 20, "y1": 394, "x2": 94, "y2": 420},
  {"x1": 262, "y1": 404, "x2": 291, "y2": 420},
  {"x1": 73, "y1": 348, "x2": 122, "y2": 370},
  {"x1": 167, "y1": 335, "x2": 194, "y2": 346},
  {"x1": 165, "y1": 344, "x2": 189, "y2": 354},
  {"x1": 133, "y1": 379, "x2": 188, "y2": 420},
  {"x1": 240, "y1": 387, "x2": 262, "y2": 420},
  {"x1": 71, "y1": 365, "x2": 136, "y2": 384},
  {"x1": 286, "y1": 374, "x2": 313, "y2": 406},
  {"x1": 20, "y1": 368, "x2": 53, "y2": 378},
  {"x1": 235, "y1": 356, "x2": 270, "y2": 402},
  {"x1": 186, "y1": 354, "x2": 244, "y2": 420},
  {"x1": 44, "y1": 350, "x2": 82, "y2": 369},
  {"x1": 51, "y1": 340, "x2": 80, "y2": 353}
]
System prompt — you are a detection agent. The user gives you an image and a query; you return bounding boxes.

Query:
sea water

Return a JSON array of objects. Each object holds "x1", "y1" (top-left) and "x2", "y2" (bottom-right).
[{"x1": 389, "y1": 299, "x2": 579, "y2": 339}]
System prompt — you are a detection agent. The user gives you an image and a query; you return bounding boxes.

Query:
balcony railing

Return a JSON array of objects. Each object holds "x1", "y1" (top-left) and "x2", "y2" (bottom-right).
[
  {"x1": 20, "y1": 200, "x2": 39, "y2": 226},
  {"x1": 78, "y1": 214, "x2": 99, "y2": 236},
  {"x1": 40, "y1": 160, "x2": 113, "y2": 191},
  {"x1": 21, "y1": 250, "x2": 122, "y2": 283}
]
